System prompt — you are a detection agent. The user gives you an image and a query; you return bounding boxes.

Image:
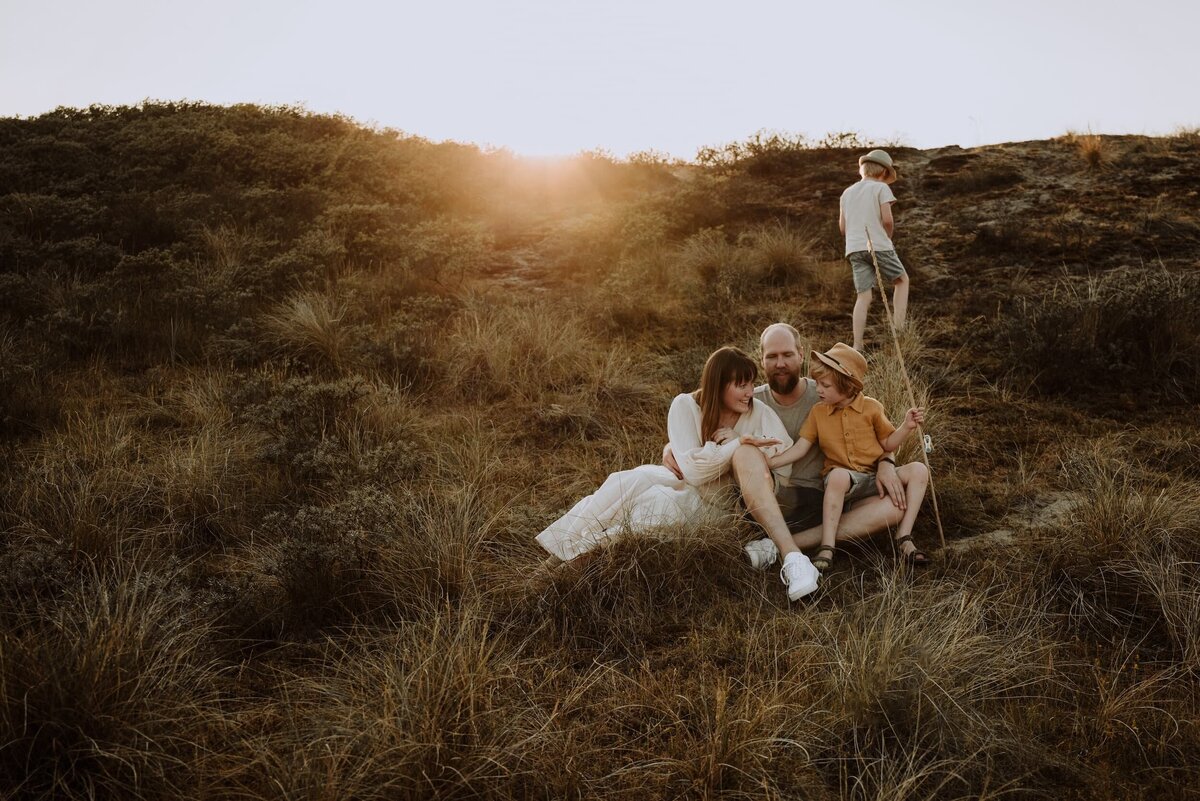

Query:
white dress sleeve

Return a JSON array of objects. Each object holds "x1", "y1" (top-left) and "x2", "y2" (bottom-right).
[{"x1": 667, "y1": 393, "x2": 741, "y2": 487}]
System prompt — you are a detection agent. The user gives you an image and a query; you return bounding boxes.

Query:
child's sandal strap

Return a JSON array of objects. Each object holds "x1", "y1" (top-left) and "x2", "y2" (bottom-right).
[
  {"x1": 811, "y1": 546, "x2": 837, "y2": 571},
  {"x1": 893, "y1": 534, "x2": 931, "y2": 567}
]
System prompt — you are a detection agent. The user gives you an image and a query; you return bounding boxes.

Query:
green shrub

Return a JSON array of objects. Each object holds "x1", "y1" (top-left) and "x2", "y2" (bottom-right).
[
  {"x1": 231, "y1": 374, "x2": 417, "y2": 492},
  {"x1": 999, "y1": 268, "x2": 1200, "y2": 398}
]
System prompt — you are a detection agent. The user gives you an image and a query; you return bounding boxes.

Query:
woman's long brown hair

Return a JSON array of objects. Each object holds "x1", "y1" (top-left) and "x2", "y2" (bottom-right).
[{"x1": 693, "y1": 346, "x2": 758, "y2": 443}]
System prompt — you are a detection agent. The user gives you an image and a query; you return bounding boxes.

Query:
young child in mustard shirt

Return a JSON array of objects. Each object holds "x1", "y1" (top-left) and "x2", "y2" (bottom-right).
[{"x1": 747, "y1": 343, "x2": 931, "y2": 572}]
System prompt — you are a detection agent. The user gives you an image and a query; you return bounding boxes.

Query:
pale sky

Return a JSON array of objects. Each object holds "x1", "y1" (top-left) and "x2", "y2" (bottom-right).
[{"x1": 2, "y1": 0, "x2": 1196, "y2": 158}]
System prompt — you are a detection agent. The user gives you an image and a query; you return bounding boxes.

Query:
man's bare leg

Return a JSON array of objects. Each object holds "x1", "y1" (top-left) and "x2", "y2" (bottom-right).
[
  {"x1": 730, "y1": 444, "x2": 800, "y2": 558},
  {"x1": 790, "y1": 493, "x2": 904, "y2": 551}
]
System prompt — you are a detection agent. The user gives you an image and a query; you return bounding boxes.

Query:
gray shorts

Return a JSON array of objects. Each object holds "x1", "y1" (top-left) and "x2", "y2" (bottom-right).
[
  {"x1": 824, "y1": 469, "x2": 879, "y2": 504},
  {"x1": 777, "y1": 476, "x2": 876, "y2": 532},
  {"x1": 848, "y1": 249, "x2": 907, "y2": 294}
]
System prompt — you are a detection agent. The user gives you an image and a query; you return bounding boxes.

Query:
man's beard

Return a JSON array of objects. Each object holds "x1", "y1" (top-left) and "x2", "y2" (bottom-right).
[{"x1": 768, "y1": 370, "x2": 799, "y2": 395}]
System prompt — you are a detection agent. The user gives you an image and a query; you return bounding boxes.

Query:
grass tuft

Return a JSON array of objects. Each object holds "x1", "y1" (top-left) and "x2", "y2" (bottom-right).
[
  {"x1": 0, "y1": 565, "x2": 222, "y2": 799},
  {"x1": 263, "y1": 291, "x2": 353, "y2": 372}
]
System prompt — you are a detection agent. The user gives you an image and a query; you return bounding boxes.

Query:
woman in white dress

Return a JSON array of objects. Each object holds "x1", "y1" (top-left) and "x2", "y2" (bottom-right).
[{"x1": 536, "y1": 346, "x2": 796, "y2": 566}]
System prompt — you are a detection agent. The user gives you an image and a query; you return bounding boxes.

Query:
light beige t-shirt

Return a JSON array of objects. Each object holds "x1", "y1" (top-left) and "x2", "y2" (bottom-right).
[{"x1": 841, "y1": 179, "x2": 896, "y2": 255}]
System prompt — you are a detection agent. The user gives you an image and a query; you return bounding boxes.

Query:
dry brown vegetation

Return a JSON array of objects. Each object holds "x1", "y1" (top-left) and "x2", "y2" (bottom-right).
[{"x1": 1, "y1": 106, "x2": 1199, "y2": 799}]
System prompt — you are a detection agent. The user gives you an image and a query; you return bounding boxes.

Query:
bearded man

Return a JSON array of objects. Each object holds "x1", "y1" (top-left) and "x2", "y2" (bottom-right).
[{"x1": 665, "y1": 323, "x2": 910, "y2": 575}]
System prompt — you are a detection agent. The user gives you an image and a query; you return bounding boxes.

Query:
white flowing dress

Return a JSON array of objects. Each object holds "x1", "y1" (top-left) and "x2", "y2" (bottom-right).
[{"x1": 535, "y1": 393, "x2": 793, "y2": 562}]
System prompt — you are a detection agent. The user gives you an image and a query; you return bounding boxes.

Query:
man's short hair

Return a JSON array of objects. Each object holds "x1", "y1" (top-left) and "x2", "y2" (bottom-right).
[{"x1": 759, "y1": 323, "x2": 802, "y2": 354}]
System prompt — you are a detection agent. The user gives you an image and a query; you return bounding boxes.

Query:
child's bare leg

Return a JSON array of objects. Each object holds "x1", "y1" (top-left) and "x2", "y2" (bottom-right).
[
  {"x1": 821, "y1": 470, "x2": 852, "y2": 549},
  {"x1": 891, "y1": 274, "x2": 910, "y2": 331},
  {"x1": 813, "y1": 470, "x2": 851, "y2": 571},
  {"x1": 852, "y1": 290, "x2": 872, "y2": 350},
  {"x1": 892, "y1": 462, "x2": 929, "y2": 551}
]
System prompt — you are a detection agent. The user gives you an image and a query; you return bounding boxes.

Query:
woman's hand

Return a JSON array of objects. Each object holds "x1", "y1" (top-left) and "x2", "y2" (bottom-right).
[{"x1": 713, "y1": 427, "x2": 738, "y2": 445}]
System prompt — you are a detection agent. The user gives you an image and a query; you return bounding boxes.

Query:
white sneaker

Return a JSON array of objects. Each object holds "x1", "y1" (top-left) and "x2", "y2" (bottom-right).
[
  {"x1": 780, "y1": 552, "x2": 819, "y2": 601},
  {"x1": 743, "y1": 538, "x2": 779, "y2": 570}
]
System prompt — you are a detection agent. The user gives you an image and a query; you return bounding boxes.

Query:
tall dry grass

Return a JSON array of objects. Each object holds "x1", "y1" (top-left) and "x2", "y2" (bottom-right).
[
  {"x1": 739, "y1": 221, "x2": 825, "y2": 286},
  {"x1": 5, "y1": 117, "x2": 1200, "y2": 801},
  {"x1": 677, "y1": 221, "x2": 825, "y2": 308},
  {"x1": 263, "y1": 291, "x2": 353, "y2": 372},
  {"x1": 1046, "y1": 445, "x2": 1200, "y2": 667},
  {"x1": 225, "y1": 607, "x2": 549, "y2": 800},
  {"x1": 5, "y1": 412, "x2": 149, "y2": 560},
  {"x1": 852, "y1": 319, "x2": 937, "y2": 466},
  {"x1": 1000, "y1": 267, "x2": 1200, "y2": 398},
  {"x1": 443, "y1": 294, "x2": 667, "y2": 439},
  {"x1": 0, "y1": 564, "x2": 224, "y2": 800}
]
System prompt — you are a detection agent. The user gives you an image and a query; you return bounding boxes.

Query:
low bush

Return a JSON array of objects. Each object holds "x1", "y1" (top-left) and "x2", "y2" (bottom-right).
[
  {"x1": 518, "y1": 519, "x2": 756, "y2": 658},
  {"x1": 229, "y1": 374, "x2": 420, "y2": 493},
  {"x1": 0, "y1": 329, "x2": 59, "y2": 435},
  {"x1": 998, "y1": 268, "x2": 1200, "y2": 399},
  {"x1": 933, "y1": 164, "x2": 1024, "y2": 196}
]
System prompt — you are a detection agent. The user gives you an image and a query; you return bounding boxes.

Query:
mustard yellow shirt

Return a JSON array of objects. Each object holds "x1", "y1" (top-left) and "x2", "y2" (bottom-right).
[{"x1": 797, "y1": 393, "x2": 896, "y2": 475}]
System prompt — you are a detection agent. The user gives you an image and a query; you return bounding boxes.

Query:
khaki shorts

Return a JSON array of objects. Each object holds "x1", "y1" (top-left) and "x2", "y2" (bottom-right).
[{"x1": 848, "y1": 249, "x2": 907, "y2": 294}]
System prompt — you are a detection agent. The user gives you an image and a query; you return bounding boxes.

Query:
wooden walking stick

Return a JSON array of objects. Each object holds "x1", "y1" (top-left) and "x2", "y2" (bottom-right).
[{"x1": 866, "y1": 230, "x2": 946, "y2": 548}]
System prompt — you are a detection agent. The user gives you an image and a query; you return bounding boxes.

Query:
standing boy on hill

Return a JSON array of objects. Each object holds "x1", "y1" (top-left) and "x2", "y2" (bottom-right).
[{"x1": 839, "y1": 149, "x2": 909, "y2": 351}]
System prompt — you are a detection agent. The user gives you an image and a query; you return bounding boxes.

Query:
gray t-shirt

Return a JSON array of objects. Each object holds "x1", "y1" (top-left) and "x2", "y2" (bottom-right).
[{"x1": 754, "y1": 381, "x2": 824, "y2": 490}]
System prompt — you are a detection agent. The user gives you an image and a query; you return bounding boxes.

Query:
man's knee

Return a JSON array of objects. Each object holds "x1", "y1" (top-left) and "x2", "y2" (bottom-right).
[{"x1": 731, "y1": 444, "x2": 771, "y2": 484}]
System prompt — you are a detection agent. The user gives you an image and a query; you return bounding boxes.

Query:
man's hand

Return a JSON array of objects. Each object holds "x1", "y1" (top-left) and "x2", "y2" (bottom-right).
[
  {"x1": 662, "y1": 444, "x2": 683, "y2": 480},
  {"x1": 876, "y1": 458, "x2": 906, "y2": 510}
]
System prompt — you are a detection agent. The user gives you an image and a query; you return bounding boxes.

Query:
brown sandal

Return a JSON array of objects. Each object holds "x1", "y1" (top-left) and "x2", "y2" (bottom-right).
[
  {"x1": 894, "y1": 535, "x2": 931, "y2": 567},
  {"x1": 811, "y1": 545, "x2": 837, "y2": 572}
]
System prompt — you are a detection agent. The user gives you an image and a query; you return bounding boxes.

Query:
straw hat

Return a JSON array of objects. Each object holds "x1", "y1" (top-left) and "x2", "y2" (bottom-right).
[
  {"x1": 858, "y1": 149, "x2": 898, "y2": 182},
  {"x1": 812, "y1": 342, "x2": 867, "y2": 386}
]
